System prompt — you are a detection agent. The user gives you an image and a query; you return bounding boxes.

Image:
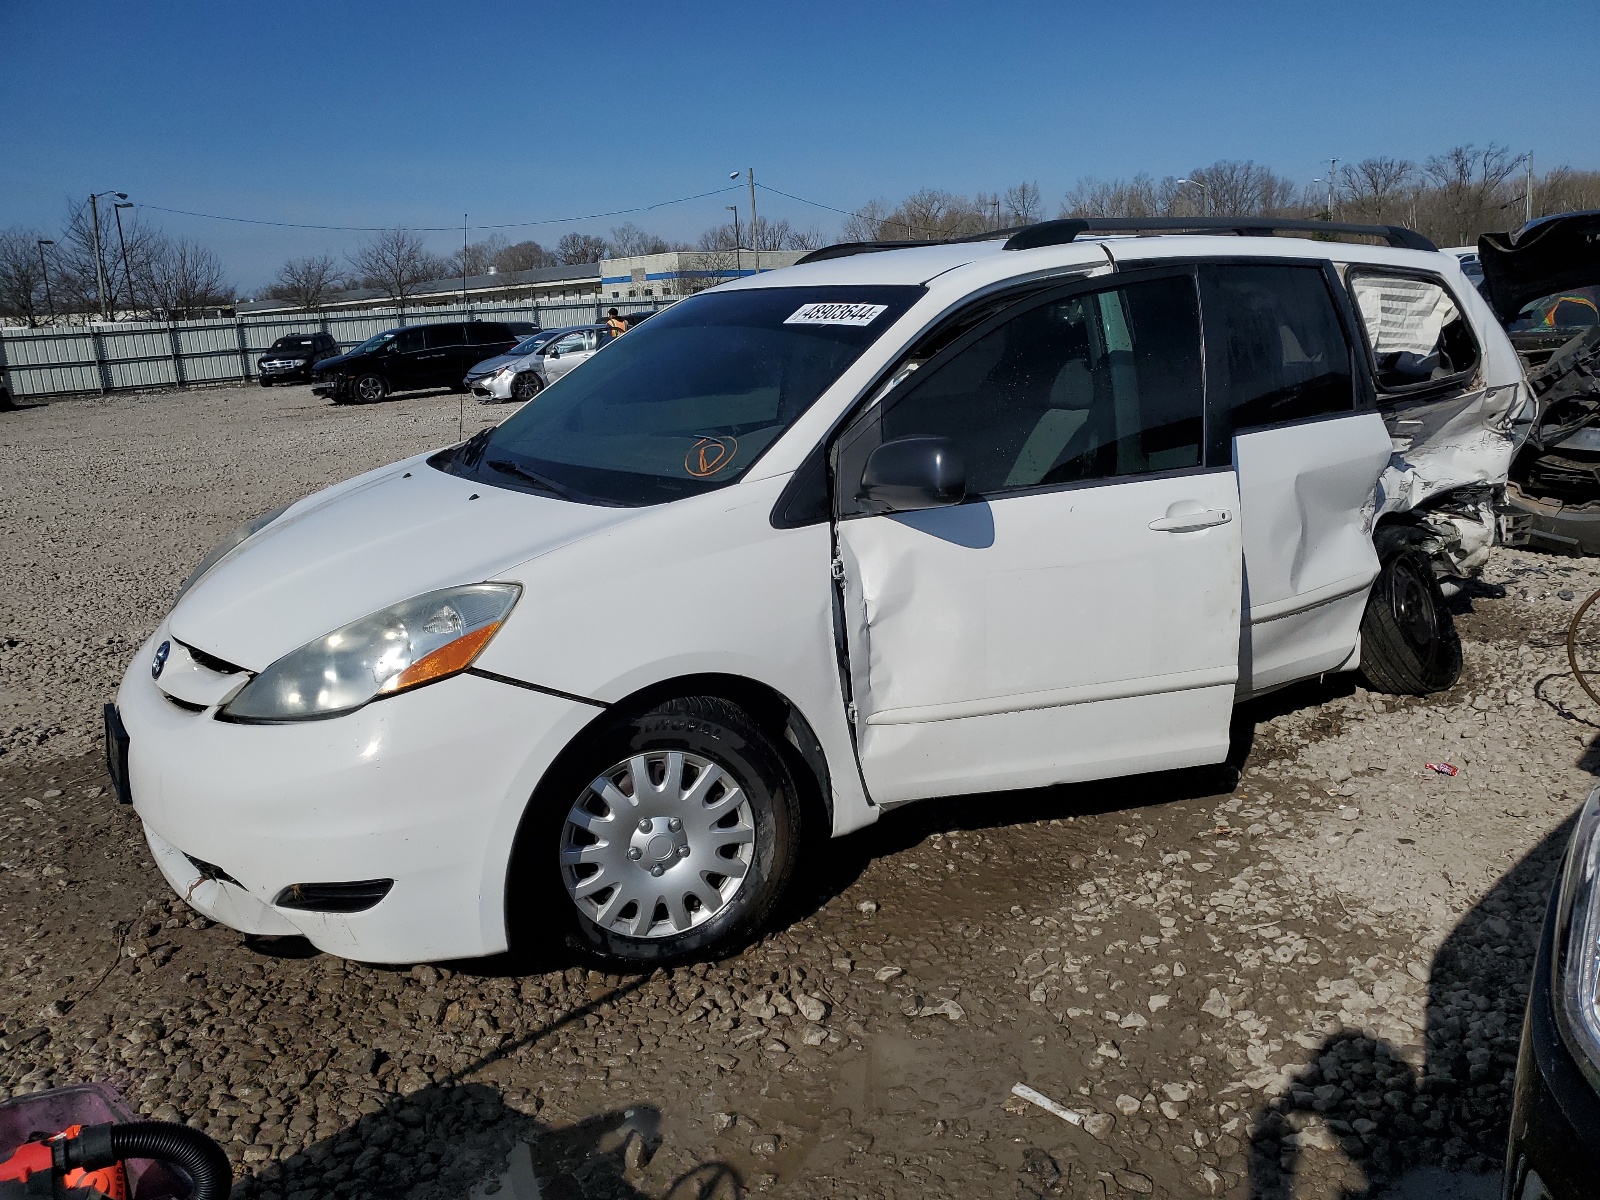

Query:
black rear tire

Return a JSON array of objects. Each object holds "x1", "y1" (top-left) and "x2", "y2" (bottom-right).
[
  {"x1": 1359, "y1": 527, "x2": 1461, "y2": 695},
  {"x1": 511, "y1": 695, "x2": 803, "y2": 967}
]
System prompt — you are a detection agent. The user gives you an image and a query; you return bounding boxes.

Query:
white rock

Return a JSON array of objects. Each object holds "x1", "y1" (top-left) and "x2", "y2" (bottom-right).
[{"x1": 1114, "y1": 1094, "x2": 1141, "y2": 1116}]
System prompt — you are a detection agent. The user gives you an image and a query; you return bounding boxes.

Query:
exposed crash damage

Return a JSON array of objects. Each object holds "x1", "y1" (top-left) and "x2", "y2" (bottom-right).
[{"x1": 1479, "y1": 211, "x2": 1600, "y2": 553}]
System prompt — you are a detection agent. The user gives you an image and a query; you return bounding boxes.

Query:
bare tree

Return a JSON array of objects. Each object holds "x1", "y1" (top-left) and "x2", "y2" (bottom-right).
[
  {"x1": 1337, "y1": 157, "x2": 1417, "y2": 224},
  {"x1": 454, "y1": 234, "x2": 509, "y2": 278},
  {"x1": 348, "y1": 229, "x2": 447, "y2": 309},
  {"x1": 556, "y1": 232, "x2": 608, "y2": 264},
  {"x1": 1532, "y1": 167, "x2": 1600, "y2": 223},
  {"x1": 494, "y1": 240, "x2": 556, "y2": 272},
  {"x1": 1002, "y1": 181, "x2": 1043, "y2": 225},
  {"x1": 269, "y1": 253, "x2": 341, "y2": 311},
  {"x1": 142, "y1": 237, "x2": 234, "y2": 318},
  {"x1": 1419, "y1": 144, "x2": 1524, "y2": 244},
  {"x1": 606, "y1": 223, "x2": 672, "y2": 257},
  {"x1": 1061, "y1": 174, "x2": 1164, "y2": 218},
  {"x1": 0, "y1": 228, "x2": 49, "y2": 326}
]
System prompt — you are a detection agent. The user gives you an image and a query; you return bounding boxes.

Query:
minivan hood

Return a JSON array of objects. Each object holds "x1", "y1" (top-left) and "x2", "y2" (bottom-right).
[
  {"x1": 1479, "y1": 211, "x2": 1600, "y2": 324},
  {"x1": 312, "y1": 351, "x2": 366, "y2": 375},
  {"x1": 168, "y1": 460, "x2": 636, "y2": 671}
]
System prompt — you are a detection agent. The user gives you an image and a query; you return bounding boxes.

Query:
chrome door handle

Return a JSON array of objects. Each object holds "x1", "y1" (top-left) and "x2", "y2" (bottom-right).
[{"x1": 1149, "y1": 508, "x2": 1231, "y2": 533}]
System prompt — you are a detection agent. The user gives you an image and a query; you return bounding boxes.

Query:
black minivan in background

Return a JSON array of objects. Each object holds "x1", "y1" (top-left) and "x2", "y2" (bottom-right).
[{"x1": 311, "y1": 321, "x2": 521, "y2": 403}]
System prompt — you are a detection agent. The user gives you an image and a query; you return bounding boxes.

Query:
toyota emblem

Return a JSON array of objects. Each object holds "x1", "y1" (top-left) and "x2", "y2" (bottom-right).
[{"x1": 151, "y1": 640, "x2": 171, "y2": 679}]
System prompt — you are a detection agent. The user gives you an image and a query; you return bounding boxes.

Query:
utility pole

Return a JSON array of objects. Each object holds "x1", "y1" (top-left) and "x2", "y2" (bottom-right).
[
  {"x1": 1326, "y1": 158, "x2": 1338, "y2": 221},
  {"x1": 747, "y1": 168, "x2": 758, "y2": 275},
  {"x1": 113, "y1": 202, "x2": 138, "y2": 319},
  {"x1": 36, "y1": 240, "x2": 55, "y2": 322},
  {"x1": 1526, "y1": 152, "x2": 1534, "y2": 225},
  {"x1": 90, "y1": 194, "x2": 108, "y2": 318},
  {"x1": 462, "y1": 214, "x2": 469, "y2": 314},
  {"x1": 727, "y1": 205, "x2": 742, "y2": 275}
]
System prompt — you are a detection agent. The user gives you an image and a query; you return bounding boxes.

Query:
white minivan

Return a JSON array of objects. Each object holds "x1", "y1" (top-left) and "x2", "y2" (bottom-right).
[{"x1": 109, "y1": 218, "x2": 1527, "y2": 966}]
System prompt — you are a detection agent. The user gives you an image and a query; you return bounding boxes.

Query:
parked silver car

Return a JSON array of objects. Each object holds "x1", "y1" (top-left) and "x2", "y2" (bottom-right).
[{"x1": 464, "y1": 325, "x2": 612, "y2": 403}]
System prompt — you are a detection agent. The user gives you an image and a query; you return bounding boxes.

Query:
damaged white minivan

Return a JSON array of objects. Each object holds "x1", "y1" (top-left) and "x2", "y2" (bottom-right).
[{"x1": 108, "y1": 217, "x2": 1527, "y2": 966}]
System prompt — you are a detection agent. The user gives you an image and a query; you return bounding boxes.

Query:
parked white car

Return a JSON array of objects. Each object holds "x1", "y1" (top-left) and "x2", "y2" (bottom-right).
[
  {"x1": 108, "y1": 218, "x2": 1526, "y2": 966},
  {"x1": 465, "y1": 324, "x2": 615, "y2": 404}
]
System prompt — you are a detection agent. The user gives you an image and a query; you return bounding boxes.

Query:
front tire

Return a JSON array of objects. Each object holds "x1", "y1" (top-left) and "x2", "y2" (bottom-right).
[
  {"x1": 510, "y1": 372, "x2": 544, "y2": 403},
  {"x1": 513, "y1": 696, "x2": 803, "y2": 966},
  {"x1": 1359, "y1": 527, "x2": 1461, "y2": 695},
  {"x1": 352, "y1": 374, "x2": 387, "y2": 404},
  {"x1": 258, "y1": 378, "x2": 272, "y2": 388}
]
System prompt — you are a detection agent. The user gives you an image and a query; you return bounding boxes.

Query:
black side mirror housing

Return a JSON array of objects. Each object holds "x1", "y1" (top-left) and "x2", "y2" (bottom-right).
[{"x1": 858, "y1": 435, "x2": 966, "y2": 513}]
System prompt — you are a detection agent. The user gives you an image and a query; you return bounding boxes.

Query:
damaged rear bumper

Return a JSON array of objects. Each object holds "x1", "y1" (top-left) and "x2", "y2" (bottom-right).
[{"x1": 1502, "y1": 482, "x2": 1600, "y2": 556}]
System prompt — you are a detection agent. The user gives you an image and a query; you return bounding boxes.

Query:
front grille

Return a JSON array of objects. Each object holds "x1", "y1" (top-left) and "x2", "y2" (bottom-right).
[
  {"x1": 176, "y1": 640, "x2": 244, "y2": 675},
  {"x1": 273, "y1": 879, "x2": 394, "y2": 913},
  {"x1": 161, "y1": 693, "x2": 206, "y2": 713}
]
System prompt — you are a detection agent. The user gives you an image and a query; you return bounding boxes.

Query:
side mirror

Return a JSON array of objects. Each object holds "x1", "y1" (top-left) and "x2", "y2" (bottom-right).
[{"x1": 859, "y1": 435, "x2": 966, "y2": 513}]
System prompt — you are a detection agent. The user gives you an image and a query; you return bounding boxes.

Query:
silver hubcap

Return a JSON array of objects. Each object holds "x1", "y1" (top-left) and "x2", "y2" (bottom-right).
[
  {"x1": 560, "y1": 750, "x2": 756, "y2": 939},
  {"x1": 357, "y1": 377, "x2": 383, "y2": 401}
]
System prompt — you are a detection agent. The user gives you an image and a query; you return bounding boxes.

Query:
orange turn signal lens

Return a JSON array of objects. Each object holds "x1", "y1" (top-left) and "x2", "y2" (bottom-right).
[{"x1": 381, "y1": 623, "x2": 501, "y2": 695}]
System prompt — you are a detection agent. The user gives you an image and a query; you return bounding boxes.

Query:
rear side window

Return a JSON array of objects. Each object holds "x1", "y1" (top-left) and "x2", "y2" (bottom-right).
[
  {"x1": 1201, "y1": 264, "x2": 1355, "y2": 454},
  {"x1": 424, "y1": 324, "x2": 466, "y2": 349},
  {"x1": 878, "y1": 274, "x2": 1205, "y2": 495},
  {"x1": 468, "y1": 323, "x2": 512, "y2": 345},
  {"x1": 1348, "y1": 272, "x2": 1480, "y2": 394}
]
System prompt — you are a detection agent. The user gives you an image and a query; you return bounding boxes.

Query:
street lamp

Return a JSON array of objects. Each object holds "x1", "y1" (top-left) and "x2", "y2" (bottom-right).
[
  {"x1": 1175, "y1": 178, "x2": 1210, "y2": 217},
  {"x1": 113, "y1": 201, "x2": 138, "y2": 320},
  {"x1": 88, "y1": 190, "x2": 128, "y2": 318},
  {"x1": 731, "y1": 170, "x2": 757, "y2": 273},
  {"x1": 36, "y1": 240, "x2": 55, "y2": 322}
]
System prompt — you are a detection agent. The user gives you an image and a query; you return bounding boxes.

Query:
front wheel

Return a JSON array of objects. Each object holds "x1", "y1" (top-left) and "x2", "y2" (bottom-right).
[
  {"x1": 510, "y1": 372, "x2": 544, "y2": 403},
  {"x1": 258, "y1": 378, "x2": 272, "y2": 388},
  {"x1": 352, "y1": 374, "x2": 387, "y2": 404},
  {"x1": 513, "y1": 696, "x2": 803, "y2": 966},
  {"x1": 1359, "y1": 529, "x2": 1461, "y2": 695}
]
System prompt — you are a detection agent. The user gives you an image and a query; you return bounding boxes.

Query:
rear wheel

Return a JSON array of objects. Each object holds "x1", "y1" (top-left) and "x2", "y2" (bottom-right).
[
  {"x1": 511, "y1": 372, "x2": 544, "y2": 403},
  {"x1": 1360, "y1": 527, "x2": 1461, "y2": 694},
  {"x1": 352, "y1": 374, "x2": 386, "y2": 404},
  {"x1": 513, "y1": 696, "x2": 803, "y2": 966}
]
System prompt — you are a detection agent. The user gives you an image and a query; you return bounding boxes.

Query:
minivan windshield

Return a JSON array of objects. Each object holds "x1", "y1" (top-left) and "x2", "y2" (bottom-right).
[
  {"x1": 349, "y1": 330, "x2": 398, "y2": 355},
  {"x1": 440, "y1": 285, "x2": 922, "y2": 505}
]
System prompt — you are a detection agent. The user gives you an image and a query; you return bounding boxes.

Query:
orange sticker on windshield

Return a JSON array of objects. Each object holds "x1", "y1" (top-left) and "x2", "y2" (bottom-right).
[{"x1": 686, "y1": 436, "x2": 738, "y2": 477}]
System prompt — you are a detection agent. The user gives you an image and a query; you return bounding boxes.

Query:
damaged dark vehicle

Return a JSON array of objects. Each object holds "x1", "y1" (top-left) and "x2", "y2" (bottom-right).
[{"x1": 1480, "y1": 211, "x2": 1600, "y2": 554}]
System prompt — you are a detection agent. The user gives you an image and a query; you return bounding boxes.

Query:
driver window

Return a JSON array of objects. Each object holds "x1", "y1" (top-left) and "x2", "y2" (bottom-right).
[
  {"x1": 392, "y1": 329, "x2": 424, "y2": 354},
  {"x1": 878, "y1": 276, "x2": 1205, "y2": 495}
]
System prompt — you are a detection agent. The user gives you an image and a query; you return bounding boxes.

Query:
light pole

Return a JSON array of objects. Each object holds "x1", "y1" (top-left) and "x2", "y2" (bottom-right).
[
  {"x1": 36, "y1": 240, "x2": 55, "y2": 322},
  {"x1": 726, "y1": 205, "x2": 742, "y2": 274},
  {"x1": 113, "y1": 201, "x2": 138, "y2": 319},
  {"x1": 88, "y1": 191, "x2": 127, "y2": 319},
  {"x1": 1176, "y1": 178, "x2": 1210, "y2": 217},
  {"x1": 731, "y1": 169, "x2": 757, "y2": 273}
]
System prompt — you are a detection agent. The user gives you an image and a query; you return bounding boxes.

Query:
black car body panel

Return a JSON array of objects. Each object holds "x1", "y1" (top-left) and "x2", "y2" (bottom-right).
[
  {"x1": 257, "y1": 333, "x2": 340, "y2": 383},
  {"x1": 1505, "y1": 882, "x2": 1600, "y2": 1200},
  {"x1": 1479, "y1": 213, "x2": 1600, "y2": 554},
  {"x1": 311, "y1": 321, "x2": 519, "y2": 401}
]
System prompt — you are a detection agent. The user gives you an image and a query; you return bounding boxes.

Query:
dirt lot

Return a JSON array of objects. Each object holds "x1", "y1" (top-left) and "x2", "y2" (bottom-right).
[{"x1": 3, "y1": 383, "x2": 1599, "y2": 1199}]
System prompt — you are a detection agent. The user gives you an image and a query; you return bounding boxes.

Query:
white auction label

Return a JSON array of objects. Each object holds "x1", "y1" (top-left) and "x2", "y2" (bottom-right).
[{"x1": 784, "y1": 302, "x2": 889, "y2": 326}]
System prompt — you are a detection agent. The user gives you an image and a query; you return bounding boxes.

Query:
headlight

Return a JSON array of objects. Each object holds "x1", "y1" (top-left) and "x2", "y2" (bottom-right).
[
  {"x1": 174, "y1": 503, "x2": 292, "y2": 604},
  {"x1": 218, "y1": 583, "x2": 520, "y2": 722},
  {"x1": 493, "y1": 365, "x2": 515, "y2": 380},
  {"x1": 1555, "y1": 786, "x2": 1600, "y2": 1086},
  {"x1": 292, "y1": 358, "x2": 307, "y2": 366}
]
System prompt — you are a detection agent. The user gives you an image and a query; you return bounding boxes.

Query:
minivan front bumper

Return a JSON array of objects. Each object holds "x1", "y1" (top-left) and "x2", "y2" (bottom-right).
[{"x1": 115, "y1": 632, "x2": 600, "y2": 962}]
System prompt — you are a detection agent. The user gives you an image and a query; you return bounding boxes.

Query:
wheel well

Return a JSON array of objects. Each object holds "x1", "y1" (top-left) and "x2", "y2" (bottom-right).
[{"x1": 605, "y1": 674, "x2": 834, "y2": 837}]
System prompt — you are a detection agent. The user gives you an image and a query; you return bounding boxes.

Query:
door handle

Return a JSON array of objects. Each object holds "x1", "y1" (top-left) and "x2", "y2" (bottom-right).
[{"x1": 1149, "y1": 508, "x2": 1232, "y2": 533}]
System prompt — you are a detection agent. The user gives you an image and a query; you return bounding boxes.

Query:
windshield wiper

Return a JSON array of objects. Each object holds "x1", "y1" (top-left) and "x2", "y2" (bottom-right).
[{"x1": 486, "y1": 458, "x2": 607, "y2": 506}]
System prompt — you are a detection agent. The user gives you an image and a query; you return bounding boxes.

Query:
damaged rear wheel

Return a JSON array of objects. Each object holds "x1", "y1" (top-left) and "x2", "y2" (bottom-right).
[{"x1": 1359, "y1": 527, "x2": 1462, "y2": 695}]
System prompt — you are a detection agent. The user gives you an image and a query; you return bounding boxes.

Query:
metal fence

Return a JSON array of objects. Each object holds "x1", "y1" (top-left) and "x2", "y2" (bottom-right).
[{"x1": 0, "y1": 296, "x2": 679, "y2": 400}]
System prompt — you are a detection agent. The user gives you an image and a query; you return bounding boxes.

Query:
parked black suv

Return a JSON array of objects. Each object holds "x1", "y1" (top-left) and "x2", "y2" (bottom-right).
[
  {"x1": 311, "y1": 321, "x2": 521, "y2": 403},
  {"x1": 257, "y1": 333, "x2": 341, "y2": 385}
]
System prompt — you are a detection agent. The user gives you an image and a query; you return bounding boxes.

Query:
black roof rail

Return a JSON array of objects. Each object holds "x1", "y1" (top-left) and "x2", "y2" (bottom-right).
[
  {"x1": 794, "y1": 239, "x2": 945, "y2": 264},
  {"x1": 1002, "y1": 217, "x2": 1436, "y2": 253}
]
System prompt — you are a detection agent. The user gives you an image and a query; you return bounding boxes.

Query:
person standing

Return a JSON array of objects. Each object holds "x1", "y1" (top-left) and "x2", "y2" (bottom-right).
[{"x1": 606, "y1": 308, "x2": 627, "y2": 339}]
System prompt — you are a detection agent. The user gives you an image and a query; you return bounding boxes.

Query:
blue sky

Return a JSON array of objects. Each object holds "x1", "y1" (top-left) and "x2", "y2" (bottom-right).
[{"x1": 4, "y1": 0, "x2": 1594, "y2": 291}]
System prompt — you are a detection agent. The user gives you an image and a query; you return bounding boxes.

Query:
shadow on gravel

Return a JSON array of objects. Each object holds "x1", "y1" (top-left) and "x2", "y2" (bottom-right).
[
  {"x1": 232, "y1": 976, "x2": 743, "y2": 1200},
  {"x1": 1247, "y1": 811, "x2": 1579, "y2": 1198}
]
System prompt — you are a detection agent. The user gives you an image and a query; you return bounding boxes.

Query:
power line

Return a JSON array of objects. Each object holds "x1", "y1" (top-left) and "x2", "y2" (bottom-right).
[
  {"x1": 130, "y1": 185, "x2": 746, "y2": 234},
  {"x1": 755, "y1": 181, "x2": 977, "y2": 239}
]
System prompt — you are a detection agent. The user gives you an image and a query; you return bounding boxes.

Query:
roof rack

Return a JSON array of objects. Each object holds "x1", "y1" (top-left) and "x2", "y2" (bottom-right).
[{"x1": 794, "y1": 217, "x2": 1436, "y2": 265}]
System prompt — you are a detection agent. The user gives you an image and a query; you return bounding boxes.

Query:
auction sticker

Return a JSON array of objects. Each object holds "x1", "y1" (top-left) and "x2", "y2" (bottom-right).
[{"x1": 784, "y1": 302, "x2": 889, "y2": 326}]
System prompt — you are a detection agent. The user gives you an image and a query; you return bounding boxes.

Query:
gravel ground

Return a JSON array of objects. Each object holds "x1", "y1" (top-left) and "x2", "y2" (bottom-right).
[{"x1": 3, "y1": 383, "x2": 1598, "y2": 1199}]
